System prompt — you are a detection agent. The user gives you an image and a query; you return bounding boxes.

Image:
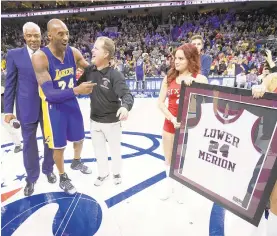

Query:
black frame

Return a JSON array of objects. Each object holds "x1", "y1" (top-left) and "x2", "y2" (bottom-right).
[{"x1": 170, "y1": 81, "x2": 277, "y2": 226}]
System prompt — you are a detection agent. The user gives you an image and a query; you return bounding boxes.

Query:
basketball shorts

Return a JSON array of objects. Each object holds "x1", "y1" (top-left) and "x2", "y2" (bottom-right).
[
  {"x1": 163, "y1": 119, "x2": 175, "y2": 134},
  {"x1": 42, "y1": 100, "x2": 85, "y2": 149},
  {"x1": 136, "y1": 73, "x2": 145, "y2": 81}
]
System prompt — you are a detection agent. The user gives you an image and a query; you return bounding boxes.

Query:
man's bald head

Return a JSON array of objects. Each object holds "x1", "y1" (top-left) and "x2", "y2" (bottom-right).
[
  {"x1": 47, "y1": 18, "x2": 69, "y2": 50},
  {"x1": 47, "y1": 19, "x2": 67, "y2": 32}
]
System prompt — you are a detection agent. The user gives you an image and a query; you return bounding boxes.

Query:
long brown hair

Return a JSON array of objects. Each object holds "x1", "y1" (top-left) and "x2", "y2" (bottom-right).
[{"x1": 167, "y1": 43, "x2": 200, "y2": 85}]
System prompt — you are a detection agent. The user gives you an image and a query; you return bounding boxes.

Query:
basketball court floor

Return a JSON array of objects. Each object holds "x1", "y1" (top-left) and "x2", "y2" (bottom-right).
[{"x1": 1, "y1": 97, "x2": 267, "y2": 236}]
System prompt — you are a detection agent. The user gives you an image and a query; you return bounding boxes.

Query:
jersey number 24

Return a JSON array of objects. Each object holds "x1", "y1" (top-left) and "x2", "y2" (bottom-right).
[
  {"x1": 58, "y1": 78, "x2": 74, "y2": 90},
  {"x1": 208, "y1": 140, "x2": 229, "y2": 158}
]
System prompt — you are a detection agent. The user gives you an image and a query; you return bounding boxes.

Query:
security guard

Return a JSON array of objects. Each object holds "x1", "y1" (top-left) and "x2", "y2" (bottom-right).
[{"x1": 77, "y1": 36, "x2": 134, "y2": 186}]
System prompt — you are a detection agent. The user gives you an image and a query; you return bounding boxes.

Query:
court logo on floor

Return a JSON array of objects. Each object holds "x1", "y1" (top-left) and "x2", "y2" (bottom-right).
[
  {"x1": 1, "y1": 131, "x2": 226, "y2": 236},
  {"x1": 1, "y1": 192, "x2": 102, "y2": 236}
]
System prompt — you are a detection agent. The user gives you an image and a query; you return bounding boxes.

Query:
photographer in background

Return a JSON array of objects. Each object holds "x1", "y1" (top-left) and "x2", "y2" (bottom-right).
[
  {"x1": 259, "y1": 49, "x2": 277, "y2": 139},
  {"x1": 258, "y1": 66, "x2": 271, "y2": 83},
  {"x1": 1, "y1": 69, "x2": 22, "y2": 153},
  {"x1": 263, "y1": 49, "x2": 277, "y2": 73}
]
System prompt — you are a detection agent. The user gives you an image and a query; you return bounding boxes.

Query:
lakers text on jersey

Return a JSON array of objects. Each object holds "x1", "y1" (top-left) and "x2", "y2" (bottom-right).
[{"x1": 38, "y1": 46, "x2": 85, "y2": 149}]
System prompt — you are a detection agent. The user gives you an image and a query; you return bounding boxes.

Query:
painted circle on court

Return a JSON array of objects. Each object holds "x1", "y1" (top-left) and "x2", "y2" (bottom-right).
[
  {"x1": 1, "y1": 192, "x2": 102, "y2": 236},
  {"x1": 1, "y1": 131, "x2": 225, "y2": 236},
  {"x1": 84, "y1": 131, "x2": 162, "y2": 161}
]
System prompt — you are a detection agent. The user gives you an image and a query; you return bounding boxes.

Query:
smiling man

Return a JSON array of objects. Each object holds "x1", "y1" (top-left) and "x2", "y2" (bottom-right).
[
  {"x1": 31, "y1": 19, "x2": 96, "y2": 195},
  {"x1": 4, "y1": 22, "x2": 56, "y2": 196},
  {"x1": 191, "y1": 35, "x2": 212, "y2": 77},
  {"x1": 77, "y1": 36, "x2": 134, "y2": 187}
]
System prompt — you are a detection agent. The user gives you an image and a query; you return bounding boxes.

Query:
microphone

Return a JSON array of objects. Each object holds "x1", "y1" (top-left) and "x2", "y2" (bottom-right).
[{"x1": 10, "y1": 119, "x2": 21, "y2": 129}]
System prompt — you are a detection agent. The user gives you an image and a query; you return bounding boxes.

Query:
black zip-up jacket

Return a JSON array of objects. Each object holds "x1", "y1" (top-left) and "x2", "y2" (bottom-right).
[{"x1": 77, "y1": 65, "x2": 134, "y2": 123}]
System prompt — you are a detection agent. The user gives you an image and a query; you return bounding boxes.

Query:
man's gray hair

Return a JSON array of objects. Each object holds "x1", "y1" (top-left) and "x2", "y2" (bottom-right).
[{"x1": 22, "y1": 22, "x2": 41, "y2": 34}]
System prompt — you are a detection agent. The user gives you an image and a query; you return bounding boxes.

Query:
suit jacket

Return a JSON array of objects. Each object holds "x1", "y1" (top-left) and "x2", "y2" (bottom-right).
[
  {"x1": 4, "y1": 46, "x2": 40, "y2": 124},
  {"x1": 1, "y1": 71, "x2": 6, "y2": 113},
  {"x1": 201, "y1": 54, "x2": 212, "y2": 77}
]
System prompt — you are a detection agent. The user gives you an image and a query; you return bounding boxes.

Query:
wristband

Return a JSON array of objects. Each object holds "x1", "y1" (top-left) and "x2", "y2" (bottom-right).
[{"x1": 41, "y1": 81, "x2": 75, "y2": 103}]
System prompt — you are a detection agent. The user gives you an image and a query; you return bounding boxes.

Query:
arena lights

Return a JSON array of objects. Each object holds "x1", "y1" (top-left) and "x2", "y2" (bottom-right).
[{"x1": 1, "y1": 0, "x2": 250, "y2": 18}]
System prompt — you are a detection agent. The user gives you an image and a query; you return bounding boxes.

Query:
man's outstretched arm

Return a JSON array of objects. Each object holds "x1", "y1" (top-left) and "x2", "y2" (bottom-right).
[
  {"x1": 32, "y1": 50, "x2": 94, "y2": 103},
  {"x1": 71, "y1": 46, "x2": 90, "y2": 70}
]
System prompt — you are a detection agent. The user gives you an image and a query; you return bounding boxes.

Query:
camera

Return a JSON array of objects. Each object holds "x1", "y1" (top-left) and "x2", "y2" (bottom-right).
[
  {"x1": 260, "y1": 49, "x2": 268, "y2": 57},
  {"x1": 169, "y1": 42, "x2": 182, "y2": 48},
  {"x1": 256, "y1": 38, "x2": 277, "y2": 57}
]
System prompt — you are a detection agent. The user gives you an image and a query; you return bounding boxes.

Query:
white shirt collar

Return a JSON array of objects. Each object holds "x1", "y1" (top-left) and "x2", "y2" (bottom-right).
[{"x1": 26, "y1": 46, "x2": 35, "y2": 58}]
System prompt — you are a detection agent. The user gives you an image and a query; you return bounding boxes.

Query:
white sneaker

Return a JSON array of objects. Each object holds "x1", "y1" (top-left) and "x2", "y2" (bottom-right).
[
  {"x1": 160, "y1": 177, "x2": 173, "y2": 201},
  {"x1": 174, "y1": 182, "x2": 185, "y2": 204},
  {"x1": 113, "y1": 174, "x2": 122, "y2": 185},
  {"x1": 94, "y1": 174, "x2": 109, "y2": 186}
]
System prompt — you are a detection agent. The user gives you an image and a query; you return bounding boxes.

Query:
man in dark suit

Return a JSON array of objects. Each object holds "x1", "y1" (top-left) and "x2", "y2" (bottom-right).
[{"x1": 4, "y1": 22, "x2": 56, "y2": 196}]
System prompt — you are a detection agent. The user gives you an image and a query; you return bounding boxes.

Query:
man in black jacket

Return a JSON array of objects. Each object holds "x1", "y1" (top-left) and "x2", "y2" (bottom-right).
[{"x1": 77, "y1": 36, "x2": 134, "y2": 186}]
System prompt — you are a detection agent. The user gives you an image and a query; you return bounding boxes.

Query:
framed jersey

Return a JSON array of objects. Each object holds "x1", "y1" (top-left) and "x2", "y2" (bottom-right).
[{"x1": 170, "y1": 81, "x2": 277, "y2": 226}]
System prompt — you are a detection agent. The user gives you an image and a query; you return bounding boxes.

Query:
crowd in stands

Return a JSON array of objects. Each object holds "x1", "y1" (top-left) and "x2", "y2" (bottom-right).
[
  {"x1": 1, "y1": 7, "x2": 277, "y2": 89},
  {"x1": 1, "y1": 1, "x2": 132, "y2": 13}
]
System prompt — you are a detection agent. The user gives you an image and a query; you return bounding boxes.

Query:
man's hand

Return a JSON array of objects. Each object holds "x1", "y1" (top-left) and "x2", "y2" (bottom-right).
[
  {"x1": 252, "y1": 84, "x2": 266, "y2": 99},
  {"x1": 73, "y1": 82, "x2": 97, "y2": 95},
  {"x1": 265, "y1": 49, "x2": 275, "y2": 69},
  {"x1": 4, "y1": 114, "x2": 16, "y2": 124},
  {"x1": 262, "y1": 67, "x2": 270, "y2": 76},
  {"x1": 265, "y1": 49, "x2": 273, "y2": 63},
  {"x1": 116, "y1": 107, "x2": 128, "y2": 121}
]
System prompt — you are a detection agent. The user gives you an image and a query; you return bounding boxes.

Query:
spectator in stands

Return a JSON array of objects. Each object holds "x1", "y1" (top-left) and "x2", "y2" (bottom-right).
[
  {"x1": 1, "y1": 8, "x2": 277, "y2": 81},
  {"x1": 1, "y1": 57, "x2": 6, "y2": 71},
  {"x1": 241, "y1": 58, "x2": 250, "y2": 74},
  {"x1": 210, "y1": 59, "x2": 218, "y2": 76},
  {"x1": 191, "y1": 35, "x2": 212, "y2": 77},
  {"x1": 246, "y1": 67, "x2": 258, "y2": 88},
  {"x1": 191, "y1": 35, "x2": 212, "y2": 120},
  {"x1": 258, "y1": 66, "x2": 270, "y2": 83},
  {"x1": 76, "y1": 68, "x2": 84, "y2": 80},
  {"x1": 218, "y1": 60, "x2": 227, "y2": 75},
  {"x1": 227, "y1": 61, "x2": 236, "y2": 76},
  {"x1": 160, "y1": 60, "x2": 168, "y2": 76},
  {"x1": 236, "y1": 71, "x2": 247, "y2": 88}
]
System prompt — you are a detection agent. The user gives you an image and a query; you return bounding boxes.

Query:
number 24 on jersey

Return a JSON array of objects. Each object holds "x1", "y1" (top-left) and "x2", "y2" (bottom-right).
[{"x1": 58, "y1": 78, "x2": 74, "y2": 90}]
